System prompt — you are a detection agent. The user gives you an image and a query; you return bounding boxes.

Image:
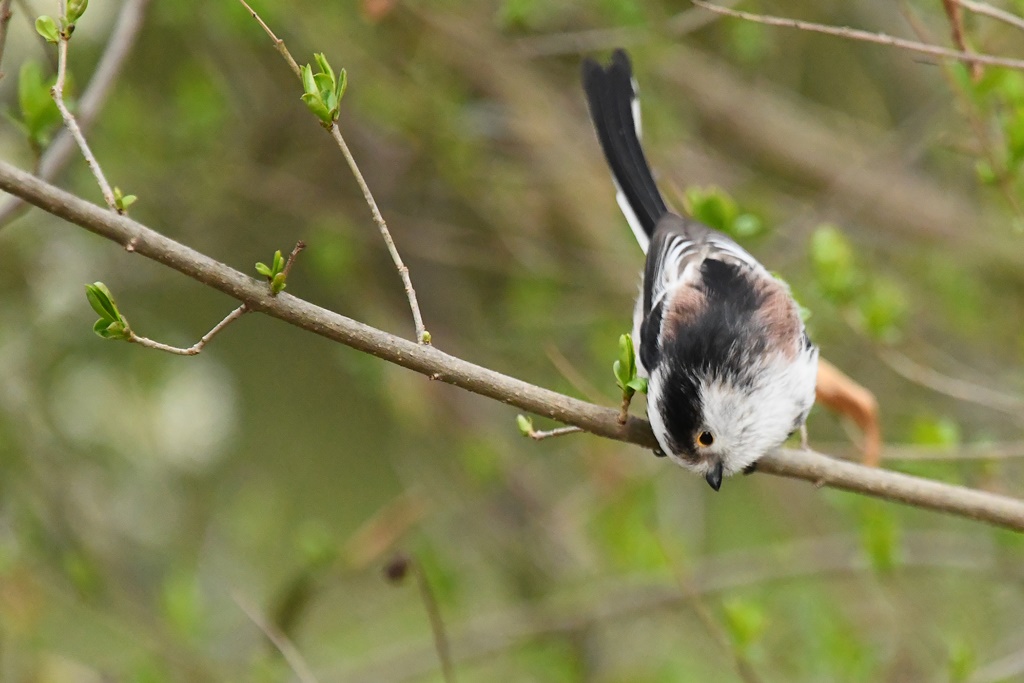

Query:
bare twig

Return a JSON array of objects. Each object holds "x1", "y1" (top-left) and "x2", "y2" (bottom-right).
[
  {"x1": 0, "y1": 0, "x2": 14, "y2": 79},
  {"x1": 127, "y1": 304, "x2": 248, "y2": 356},
  {"x1": 234, "y1": 0, "x2": 301, "y2": 78},
  {"x1": 0, "y1": 0, "x2": 151, "y2": 226},
  {"x1": 879, "y1": 349, "x2": 1024, "y2": 416},
  {"x1": 281, "y1": 240, "x2": 307, "y2": 282},
  {"x1": 514, "y1": 0, "x2": 739, "y2": 57},
  {"x1": 545, "y1": 344, "x2": 605, "y2": 405},
  {"x1": 524, "y1": 423, "x2": 584, "y2": 441},
  {"x1": 957, "y1": 0, "x2": 1024, "y2": 33},
  {"x1": 942, "y1": 0, "x2": 981, "y2": 79},
  {"x1": 412, "y1": 560, "x2": 456, "y2": 683},
  {"x1": 618, "y1": 393, "x2": 632, "y2": 425},
  {"x1": 3, "y1": 161, "x2": 1024, "y2": 531},
  {"x1": 327, "y1": 125, "x2": 428, "y2": 344},
  {"x1": 51, "y1": 0, "x2": 117, "y2": 210},
  {"x1": 236, "y1": 0, "x2": 429, "y2": 344},
  {"x1": 233, "y1": 590, "x2": 320, "y2": 683},
  {"x1": 691, "y1": 0, "x2": 1024, "y2": 71},
  {"x1": 656, "y1": 538, "x2": 766, "y2": 683},
  {"x1": 880, "y1": 441, "x2": 1024, "y2": 461},
  {"x1": 384, "y1": 556, "x2": 456, "y2": 683}
]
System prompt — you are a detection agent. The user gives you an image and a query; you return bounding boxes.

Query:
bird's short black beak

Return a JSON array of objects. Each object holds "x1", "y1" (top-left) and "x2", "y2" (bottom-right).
[{"x1": 705, "y1": 462, "x2": 724, "y2": 491}]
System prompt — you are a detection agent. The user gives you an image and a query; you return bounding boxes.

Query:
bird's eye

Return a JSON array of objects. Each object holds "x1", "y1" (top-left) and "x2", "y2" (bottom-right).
[{"x1": 697, "y1": 431, "x2": 714, "y2": 447}]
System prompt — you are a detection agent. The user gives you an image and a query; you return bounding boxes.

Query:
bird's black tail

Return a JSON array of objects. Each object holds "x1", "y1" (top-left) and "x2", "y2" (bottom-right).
[{"x1": 581, "y1": 49, "x2": 667, "y2": 249}]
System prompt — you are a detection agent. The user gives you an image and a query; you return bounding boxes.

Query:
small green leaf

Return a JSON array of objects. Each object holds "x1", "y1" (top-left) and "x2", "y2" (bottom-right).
[
  {"x1": 272, "y1": 250, "x2": 285, "y2": 274},
  {"x1": 810, "y1": 224, "x2": 861, "y2": 303},
  {"x1": 314, "y1": 53, "x2": 334, "y2": 86},
  {"x1": 13, "y1": 61, "x2": 61, "y2": 150},
  {"x1": 300, "y1": 92, "x2": 331, "y2": 124},
  {"x1": 255, "y1": 262, "x2": 273, "y2": 277},
  {"x1": 685, "y1": 186, "x2": 737, "y2": 233},
  {"x1": 313, "y1": 71, "x2": 334, "y2": 96},
  {"x1": 975, "y1": 159, "x2": 997, "y2": 185},
  {"x1": 421, "y1": 330, "x2": 431, "y2": 344},
  {"x1": 112, "y1": 187, "x2": 138, "y2": 212},
  {"x1": 860, "y1": 501, "x2": 899, "y2": 573},
  {"x1": 516, "y1": 414, "x2": 533, "y2": 436},
  {"x1": 94, "y1": 319, "x2": 130, "y2": 341},
  {"x1": 722, "y1": 598, "x2": 767, "y2": 654},
  {"x1": 67, "y1": 0, "x2": 88, "y2": 24},
  {"x1": 85, "y1": 282, "x2": 121, "y2": 321},
  {"x1": 618, "y1": 334, "x2": 636, "y2": 376},
  {"x1": 626, "y1": 376, "x2": 648, "y2": 394},
  {"x1": 948, "y1": 639, "x2": 976, "y2": 683},
  {"x1": 35, "y1": 15, "x2": 60, "y2": 44},
  {"x1": 271, "y1": 272, "x2": 287, "y2": 294},
  {"x1": 613, "y1": 360, "x2": 628, "y2": 391},
  {"x1": 732, "y1": 213, "x2": 763, "y2": 238},
  {"x1": 337, "y1": 68, "x2": 348, "y2": 101},
  {"x1": 301, "y1": 64, "x2": 317, "y2": 97}
]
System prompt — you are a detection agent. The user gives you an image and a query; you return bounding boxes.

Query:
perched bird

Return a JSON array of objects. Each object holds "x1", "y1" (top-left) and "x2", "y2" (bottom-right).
[{"x1": 581, "y1": 50, "x2": 818, "y2": 491}]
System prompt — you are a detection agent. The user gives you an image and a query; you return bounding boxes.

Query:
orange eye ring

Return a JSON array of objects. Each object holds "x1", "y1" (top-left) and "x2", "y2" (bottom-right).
[{"x1": 697, "y1": 431, "x2": 714, "y2": 447}]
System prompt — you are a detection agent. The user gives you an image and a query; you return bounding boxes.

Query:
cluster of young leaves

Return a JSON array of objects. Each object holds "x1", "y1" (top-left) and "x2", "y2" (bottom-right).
[
  {"x1": 35, "y1": 0, "x2": 89, "y2": 43},
  {"x1": 809, "y1": 224, "x2": 907, "y2": 343},
  {"x1": 113, "y1": 186, "x2": 137, "y2": 212},
  {"x1": 6, "y1": 62, "x2": 61, "y2": 152},
  {"x1": 301, "y1": 53, "x2": 347, "y2": 126},
  {"x1": 683, "y1": 186, "x2": 765, "y2": 241},
  {"x1": 255, "y1": 250, "x2": 288, "y2": 294},
  {"x1": 613, "y1": 333, "x2": 647, "y2": 399},
  {"x1": 85, "y1": 282, "x2": 131, "y2": 341}
]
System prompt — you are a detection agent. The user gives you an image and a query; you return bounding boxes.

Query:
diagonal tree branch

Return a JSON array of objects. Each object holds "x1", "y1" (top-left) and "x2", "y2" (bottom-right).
[{"x1": 2, "y1": 159, "x2": 1024, "y2": 532}]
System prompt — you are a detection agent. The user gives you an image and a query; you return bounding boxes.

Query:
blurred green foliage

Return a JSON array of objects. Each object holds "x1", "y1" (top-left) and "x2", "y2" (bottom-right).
[{"x1": 1, "y1": 0, "x2": 1024, "y2": 681}]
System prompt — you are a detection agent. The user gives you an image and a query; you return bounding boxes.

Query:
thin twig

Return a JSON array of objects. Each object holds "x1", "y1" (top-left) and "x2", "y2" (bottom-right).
[
  {"x1": 411, "y1": 560, "x2": 456, "y2": 683},
  {"x1": 4, "y1": 161, "x2": 1024, "y2": 532},
  {"x1": 515, "y1": 0, "x2": 740, "y2": 57},
  {"x1": 0, "y1": 0, "x2": 151, "y2": 226},
  {"x1": 236, "y1": 0, "x2": 429, "y2": 344},
  {"x1": 0, "y1": 0, "x2": 14, "y2": 80},
  {"x1": 128, "y1": 304, "x2": 248, "y2": 356},
  {"x1": 618, "y1": 392, "x2": 633, "y2": 425},
  {"x1": 234, "y1": 0, "x2": 301, "y2": 78},
  {"x1": 879, "y1": 349, "x2": 1024, "y2": 416},
  {"x1": 281, "y1": 240, "x2": 307, "y2": 282},
  {"x1": 957, "y1": 0, "x2": 1024, "y2": 32},
  {"x1": 545, "y1": 344, "x2": 605, "y2": 405},
  {"x1": 691, "y1": 0, "x2": 1024, "y2": 71},
  {"x1": 942, "y1": 0, "x2": 981, "y2": 79},
  {"x1": 655, "y1": 537, "x2": 766, "y2": 683},
  {"x1": 233, "y1": 590, "x2": 320, "y2": 683},
  {"x1": 328, "y1": 125, "x2": 428, "y2": 343},
  {"x1": 525, "y1": 424, "x2": 584, "y2": 441},
  {"x1": 51, "y1": 0, "x2": 117, "y2": 211}
]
